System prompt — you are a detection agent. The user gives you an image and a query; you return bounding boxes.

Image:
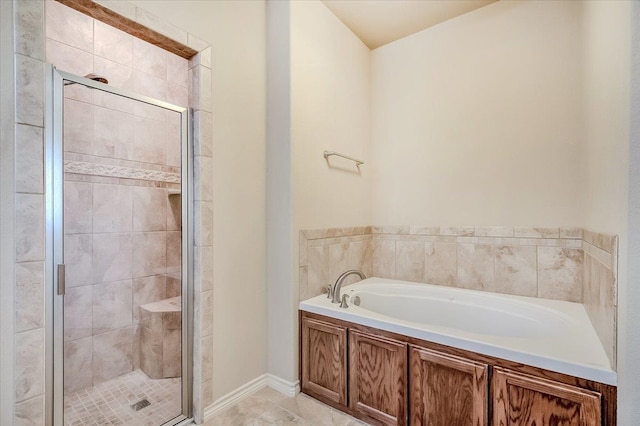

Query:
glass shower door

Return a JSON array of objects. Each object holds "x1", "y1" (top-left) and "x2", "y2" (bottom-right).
[{"x1": 49, "y1": 68, "x2": 190, "y2": 426}]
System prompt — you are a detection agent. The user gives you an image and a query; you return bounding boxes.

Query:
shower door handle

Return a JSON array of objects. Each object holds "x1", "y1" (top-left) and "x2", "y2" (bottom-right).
[{"x1": 57, "y1": 264, "x2": 66, "y2": 296}]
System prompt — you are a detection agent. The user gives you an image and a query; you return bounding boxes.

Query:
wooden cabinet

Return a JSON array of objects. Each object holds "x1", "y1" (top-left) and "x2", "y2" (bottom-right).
[
  {"x1": 300, "y1": 317, "x2": 347, "y2": 407},
  {"x1": 349, "y1": 330, "x2": 407, "y2": 425},
  {"x1": 409, "y1": 346, "x2": 489, "y2": 426},
  {"x1": 492, "y1": 367, "x2": 602, "y2": 426}
]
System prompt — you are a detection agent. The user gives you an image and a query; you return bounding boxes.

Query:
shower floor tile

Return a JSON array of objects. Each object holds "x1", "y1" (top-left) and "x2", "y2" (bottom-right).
[{"x1": 64, "y1": 369, "x2": 181, "y2": 426}]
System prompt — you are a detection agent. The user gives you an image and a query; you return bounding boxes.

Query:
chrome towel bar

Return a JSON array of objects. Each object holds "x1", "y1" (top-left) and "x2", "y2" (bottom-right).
[{"x1": 323, "y1": 150, "x2": 364, "y2": 166}]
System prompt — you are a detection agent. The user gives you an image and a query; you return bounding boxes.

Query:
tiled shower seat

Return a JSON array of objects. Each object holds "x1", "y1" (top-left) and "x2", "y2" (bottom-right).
[{"x1": 139, "y1": 296, "x2": 182, "y2": 379}]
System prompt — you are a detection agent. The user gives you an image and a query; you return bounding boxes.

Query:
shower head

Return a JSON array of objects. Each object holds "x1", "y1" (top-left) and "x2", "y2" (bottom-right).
[
  {"x1": 63, "y1": 73, "x2": 109, "y2": 86},
  {"x1": 84, "y1": 73, "x2": 108, "y2": 84}
]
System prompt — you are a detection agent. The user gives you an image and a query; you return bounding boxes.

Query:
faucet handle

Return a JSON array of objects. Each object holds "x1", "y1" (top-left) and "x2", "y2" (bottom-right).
[
  {"x1": 339, "y1": 294, "x2": 350, "y2": 309},
  {"x1": 326, "y1": 285, "x2": 334, "y2": 299}
]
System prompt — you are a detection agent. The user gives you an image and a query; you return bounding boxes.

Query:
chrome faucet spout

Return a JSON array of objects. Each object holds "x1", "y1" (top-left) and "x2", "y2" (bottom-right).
[{"x1": 331, "y1": 270, "x2": 366, "y2": 304}]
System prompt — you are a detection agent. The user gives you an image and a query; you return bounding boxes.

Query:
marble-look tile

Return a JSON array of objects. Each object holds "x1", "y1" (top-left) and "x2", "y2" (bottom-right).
[
  {"x1": 163, "y1": 311, "x2": 181, "y2": 330},
  {"x1": 93, "y1": 106, "x2": 135, "y2": 160},
  {"x1": 346, "y1": 240, "x2": 373, "y2": 279},
  {"x1": 15, "y1": 262, "x2": 44, "y2": 332},
  {"x1": 195, "y1": 246, "x2": 214, "y2": 274},
  {"x1": 133, "y1": 187, "x2": 167, "y2": 232},
  {"x1": 14, "y1": 395, "x2": 44, "y2": 426},
  {"x1": 583, "y1": 254, "x2": 616, "y2": 367},
  {"x1": 560, "y1": 227, "x2": 583, "y2": 239},
  {"x1": 16, "y1": 54, "x2": 44, "y2": 127},
  {"x1": 373, "y1": 239, "x2": 395, "y2": 279},
  {"x1": 132, "y1": 115, "x2": 168, "y2": 164},
  {"x1": 133, "y1": 232, "x2": 166, "y2": 278},
  {"x1": 93, "y1": 327, "x2": 133, "y2": 384},
  {"x1": 395, "y1": 240, "x2": 425, "y2": 282},
  {"x1": 64, "y1": 234, "x2": 92, "y2": 287},
  {"x1": 189, "y1": 65, "x2": 212, "y2": 112},
  {"x1": 167, "y1": 83, "x2": 188, "y2": 108},
  {"x1": 15, "y1": 328, "x2": 44, "y2": 402},
  {"x1": 133, "y1": 70, "x2": 168, "y2": 103},
  {"x1": 299, "y1": 232, "x2": 309, "y2": 267},
  {"x1": 194, "y1": 156, "x2": 213, "y2": 201},
  {"x1": 64, "y1": 286, "x2": 92, "y2": 341},
  {"x1": 475, "y1": 226, "x2": 514, "y2": 237},
  {"x1": 15, "y1": 0, "x2": 44, "y2": 60},
  {"x1": 63, "y1": 337, "x2": 93, "y2": 393},
  {"x1": 163, "y1": 329, "x2": 182, "y2": 378},
  {"x1": 15, "y1": 194, "x2": 44, "y2": 262},
  {"x1": 196, "y1": 334, "x2": 213, "y2": 384},
  {"x1": 166, "y1": 275, "x2": 182, "y2": 297},
  {"x1": 140, "y1": 326, "x2": 162, "y2": 379},
  {"x1": 15, "y1": 124, "x2": 43, "y2": 195},
  {"x1": 166, "y1": 120, "x2": 182, "y2": 167},
  {"x1": 64, "y1": 181, "x2": 92, "y2": 234},
  {"x1": 93, "y1": 280, "x2": 133, "y2": 334},
  {"x1": 133, "y1": 275, "x2": 166, "y2": 322},
  {"x1": 537, "y1": 247, "x2": 583, "y2": 302},
  {"x1": 194, "y1": 268, "x2": 213, "y2": 293},
  {"x1": 194, "y1": 201, "x2": 213, "y2": 246},
  {"x1": 45, "y1": 0, "x2": 93, "y2": 53},
  {"x1": 45, "y1": 38, "x2": 93, "y2": 77},
  {"x1": 424, "y1": 242, "x2": 456, "y2": 286},
  {"x1": 167, "y1": 192, "x2": 182, "y2": 231},
  {"x1": 410, "y1": 226, "x2": 440, "y2": 235},
  {"x1": 94, "y1": 20, "x2": 133, "y2": 67},
  {"x1": 63, "y1": 98, "x2": 93, "y2": 154},
  {"x1": 197, "y1": 290, "x2": 213, "y2": 337},
  {"x1": 167, "y1": 231, "x2": 182, "y2": 270},
  {"x1": 92, "y1": 183, "x2": 132, "y2": 233},
  {"x1": 457, "y1": 244, "x2": 494, "y2": 291},
  {"x1": 514, "y1": 227, "x2": 560, "y2": 239},
  {"x1": 440, "y1": 226, "x2": 474, "y2": 236},
  {"x1": 93, "y1": 56, "x2": 135, "y2": 95},
  {"x1": 494, "y1": 246, "x2": 537, "y2": 296},
  {"x1": 92, "y1": 233, "x2": 132, "y2": 283},
  {"x1": 193, "y1": 111, "x2": 213, "y2": 157},
  {"x1": 167, "y1": 53, "x2": 188, "y2": 87},
  {"x1": 134, "y1": 99, "x2": 168, "y2": 122}
]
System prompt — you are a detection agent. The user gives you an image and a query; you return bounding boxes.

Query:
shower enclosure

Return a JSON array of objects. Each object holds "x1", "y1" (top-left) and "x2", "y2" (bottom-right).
[{"x1": 46, "y1": 67, "x2": 192, "y2": 425}]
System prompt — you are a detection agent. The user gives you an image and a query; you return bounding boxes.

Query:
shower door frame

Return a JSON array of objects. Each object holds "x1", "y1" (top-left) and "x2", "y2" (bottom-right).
[{"x1": 44, "y1": 65, "x2": 194, "y2": 426}]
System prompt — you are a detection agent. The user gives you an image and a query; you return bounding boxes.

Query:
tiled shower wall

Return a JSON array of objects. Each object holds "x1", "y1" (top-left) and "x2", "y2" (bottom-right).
[
  {"x1": 9, "y1": 0, "x2": 214, "y2": 423},
  {"x1": 299, "y1": 225, "x2": 618, "y2": 368},
  {"x1": 45, "y1": 0, "x2": 186, "y2": 392}
]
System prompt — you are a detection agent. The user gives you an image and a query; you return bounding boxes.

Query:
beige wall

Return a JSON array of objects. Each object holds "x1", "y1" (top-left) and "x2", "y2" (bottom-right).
[
  {"x1": 291, "y1": 0, "x2": 372, "y2": 231},
  {"x1": 371, "y1": 0, "x2": 584, "y2": 227},
  {"x1": 130, "y1": 0, "x2": 267, "y2": 401}
]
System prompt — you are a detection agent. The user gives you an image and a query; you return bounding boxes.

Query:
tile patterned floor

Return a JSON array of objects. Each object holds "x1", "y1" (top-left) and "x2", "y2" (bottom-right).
[
  {"x1": 64, "y1": 369, "x2": 182, "y2": 426},
  {"x1": 203, "y1": 388, "x2": 369, "y2": 426}
]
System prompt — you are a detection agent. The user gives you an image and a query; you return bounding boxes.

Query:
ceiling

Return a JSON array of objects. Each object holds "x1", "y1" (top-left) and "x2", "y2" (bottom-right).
[{"x1": 322, "y1": 0, "x2": 498, "y2": 49}]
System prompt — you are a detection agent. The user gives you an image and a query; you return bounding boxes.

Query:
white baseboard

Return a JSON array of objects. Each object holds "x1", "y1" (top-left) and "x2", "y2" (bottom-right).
[
  {"x1": 266, "y1": 374, "x2": 300, "y2": 398},
  {"x1": 203, "y1": 374, "x2": 300, "y2": 422}
]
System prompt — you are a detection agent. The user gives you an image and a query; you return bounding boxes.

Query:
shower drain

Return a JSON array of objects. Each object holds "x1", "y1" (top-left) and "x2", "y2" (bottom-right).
[{"x1": 131, "y1": 399, "x2": 151, "y2": 411}]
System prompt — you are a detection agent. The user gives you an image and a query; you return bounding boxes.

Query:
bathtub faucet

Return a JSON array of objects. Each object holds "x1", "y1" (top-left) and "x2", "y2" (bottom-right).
[{"x1": 331, "y1": 270, "x2": 366, "y2": 304}]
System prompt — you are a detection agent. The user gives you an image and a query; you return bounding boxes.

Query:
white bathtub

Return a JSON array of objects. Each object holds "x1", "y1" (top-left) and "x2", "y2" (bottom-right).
[{"x1": 299, "y1": 277, "x2": 616, "y2": 385}]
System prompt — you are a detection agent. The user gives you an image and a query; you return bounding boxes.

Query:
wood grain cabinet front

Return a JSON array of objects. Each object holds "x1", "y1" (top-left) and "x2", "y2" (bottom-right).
[
  {"x1": 492, "y1": 367, "x2": 602, "y2": 426},
  {"x1": 409, "y1": 346, "x2": 489, "y2": 426},
  {"x1": 349, "y1": 330, "x2": 408, "y2": 426},
  {"x1": 300, "y1": 317, "x2": 348, "y2": 408}
]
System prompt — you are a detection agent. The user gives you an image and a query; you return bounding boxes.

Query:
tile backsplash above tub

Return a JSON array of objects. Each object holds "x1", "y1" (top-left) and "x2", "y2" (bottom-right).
[{"x1": 299, "y1": 225, "x2": 618, "y2": 369}]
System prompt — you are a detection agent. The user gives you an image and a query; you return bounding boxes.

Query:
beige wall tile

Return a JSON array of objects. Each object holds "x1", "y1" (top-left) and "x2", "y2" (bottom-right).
[
  {"x1": 93, "y1": 56, "x2": 135, "y2": 93},
  {"x1": 167, "y1": 193, "x2": 182, "y2": 231},
  {"x1": 167, "y1": 231, "x2": 182, "y2": 270},
  {"x1": 64, "y1": 286, "x2": 92, "y2": 341},
  {"x1": 475, "y1": 226, "x2": 514, "y2": 237},
  {"x1": 308, "y1": 245, "x2": 329, "y2": 296},
  {"x1": 134, "y1": 38, "x2": 168, "y2": 80},
  {"x1": 133, "y1": 187, "x2": 167, "y2": 231},
  {"x1": 94, "y1": 20, "x2": 133, "y2": 67},
  {"x1": 15, "y1": 0, "x2": 44, "y2": 60},
  {"x1": 373, "y1": 239, "x2": 395, "y2": 279},
  {"x1": 200, "y1": 335, "x2": 213, "y2": 383},
  {"x1": 46, "y1": 38, "x2": 92, "y2": 77},
  {"x1": 45, "y1": 0, "x2": 93, "y2": 53},
  {"x1": 15, "y1": 124, "x2": 43, "y2": 194},
  {"x1": 63, "y1": 337, "x2": 93, "y2": 393},
  {"x1": 194, "y1": 156, "x2": 213, "y2": 201},
  {"x1": 424, "y1": 242, "x2": 456, "y2": 286},
  {"x1": 537, "y1": 247, "x2": 583, "y2": 302},
  {"x1": 133, "y1": 70, "x2": 168, "y2": 102},
  {"x1": 194, "y1": 110, "x2": 213, "y2": 158},
  {"x1": 167, "y1": 53, "x2": 188, "y2": 87},
  {"x1": 64, "y1": 234, "x2": 92, "y2": 287},
  {"x1": 198, "y1": 290, "x2": 213, "y2": 337},
  {"x1": 93, "y1": 183, "x2": 132, "y2": 233},
  {"x1": 457, "y1": 244, "x2": 494, "y2": 291},
  {"x1": 514, "y1": 227, "x2": 560, "y2": 238},
  {"x1": 166, "y1": 120, "x2": 182, "y2": 167},
  {"x1": 132, "y1": 116, "x2": 168, "y2": 164},
  {"x1": 162, "y1": 329, "x2": 182, "y2": 377},
  {"x1": 64, "y1": 181, "x2": 92, "y2": 234},
  {"x1": 93, "y1": 280, "x2": 133, "y2": 334},
  {"x1": 133, "y1": 232, "x2": 166, "y2": 278},
  {"x1": 167, "y1": 82, "x2": 188, "y2": 108},
  {"x1": 15, "y1": 329, "x2": 44, "y2": 402},
  {"x1": 194, "y1": 202, "x2": 213, "y2": 246},
  {"x1": 63, "y1": 98, "x2": 94, "y2": 154},
  {"x1": 14, "y1": 394, "x2": 44, "y2": 425},
  {"x1": 15, "y1": 194, "x2": 44, "y2": 262},
  {"x1": 93, "y1": 106, "x2": 134, "y2": 160},
  {"x1": 133, "y1": 275, "x2": 167, "y2": 322},
  {"x1": 560, "y1": 227, "x2": 583, "y2": 239},
  {"x1": 409, "y1": 226, "x2": 440, "y2": 235},
  {"x1": 140, "y1": 326, "x2": 162, "y2": 379},
  {"x1": 395, "y1": 240, "x2": 425, "y2": 282},
  {"x1": 16, "y1": 54, "x2": 44, "y2": 127},
  {"x1": 440, "y1": 226, "x2": 474, "y2": 236},
  {"x1": 92, "y1": 327, "x2": 133, "y2": 384},
  {"x1": 92, "y1": 233, "x2": 133, "y2": 283},
  {"x1": 494, "y1": 246, "x2": 537, "y2": 296},
  {"x1": 134, "y1": 100, "x2": 168, "y2": 122},
  {"x1": 15, "y1": 262, "x2": 44, "y2": 332}
]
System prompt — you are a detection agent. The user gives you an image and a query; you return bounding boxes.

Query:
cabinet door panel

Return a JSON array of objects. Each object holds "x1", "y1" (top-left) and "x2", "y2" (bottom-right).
[
  {"x1": 492, "y1": 367, "x2": 602, "y2": 426},
  {"x1": 349, "y1": 331, "x2": 407, "y2": 425},
  {"x1": 301, "y1": 317, "x2": 347, "y2": 406},
  {"x1": 410, "y1": 346, "x2": 488, "y2": 426}
]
